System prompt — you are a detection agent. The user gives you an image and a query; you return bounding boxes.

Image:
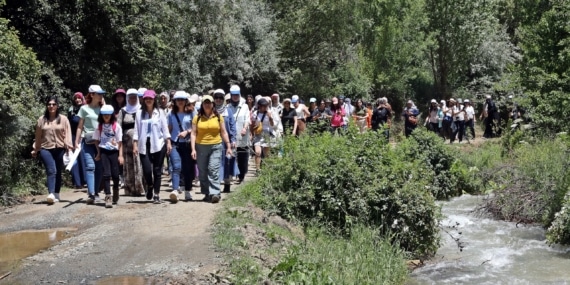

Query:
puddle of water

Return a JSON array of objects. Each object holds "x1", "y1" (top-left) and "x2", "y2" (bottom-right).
[
  {"x1": 0, "y1": 228, "x2": 76, "y2": 274},
  {"x1": 95, "y1": 276, "x2": 156, "y2": 285}
]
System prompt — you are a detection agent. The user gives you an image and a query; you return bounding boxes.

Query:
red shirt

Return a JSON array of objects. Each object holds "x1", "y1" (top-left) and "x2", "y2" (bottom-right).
[{"x1": 331, "y1": 107, "x2": 345, "y2": 127}]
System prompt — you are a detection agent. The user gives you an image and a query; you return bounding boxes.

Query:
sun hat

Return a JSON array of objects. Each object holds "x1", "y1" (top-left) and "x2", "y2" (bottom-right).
[
  {"x1": 189, "y1": 94, "x2": 199, "y2": 103},
  {"x1": 309, "y1": 97, "x2": 317, "y2": 103},
  {"x1": 202, "y1": 95, "x2": 214, "y2": 102},
  {"x1": 291, "y1": 95, "x2": 299, "y2": 103},
  {"x1": 213, "y1": 89, "x2": 225, "y2": 96},
  {"x1": 283, "y1": 98, "x2": 292, "y2": 104},
  {"x1": 88, "y1": 85, "x2": 106, "y2": 94},
  {"x1": 230, "y1": 85, "x2": 240, "y2": 95},
  {"x1": 100, "y1": 105, "x2": 114, "y2": 115},
  {"x1": 142, "y1": 90, "x2": 156, "y2": 99},
  {"x1": 173, "y1": 91, "x2": 187, "y2": 100},
  {"x1": 464, "y1": 99, "x2": 470, "y2": 103},
  {"x1": 430, "y1": 99, "x2": 437, "y2": 104}
]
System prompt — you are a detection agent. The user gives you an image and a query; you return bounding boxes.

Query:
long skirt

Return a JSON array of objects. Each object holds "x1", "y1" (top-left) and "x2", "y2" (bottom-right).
[{"x1": 123, "y1": 129, "x2": 145, "y2": 196}]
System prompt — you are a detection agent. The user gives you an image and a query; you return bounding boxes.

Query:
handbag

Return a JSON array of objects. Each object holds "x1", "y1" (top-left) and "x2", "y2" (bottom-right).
[
  {"x1": 83, "y1": 131, "x2": 97, "y2": 144},
  {"x1": 253, "y1": 112, "x2": 266, "y2": 135}
]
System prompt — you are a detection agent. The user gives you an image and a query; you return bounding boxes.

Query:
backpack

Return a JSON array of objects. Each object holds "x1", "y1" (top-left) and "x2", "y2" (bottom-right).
[{"x1": 98, "y1": 121, "x2": 117, "y2": 134}]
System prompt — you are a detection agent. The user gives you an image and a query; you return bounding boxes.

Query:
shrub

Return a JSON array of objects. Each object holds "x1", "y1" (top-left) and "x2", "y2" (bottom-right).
[{"x1": 257, "y1": 129, "x2": 441, "y2": 257}]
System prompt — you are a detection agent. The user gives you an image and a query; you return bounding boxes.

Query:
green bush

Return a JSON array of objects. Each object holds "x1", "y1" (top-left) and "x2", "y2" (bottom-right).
[
  {"x1": 397, "y1": 129, "x2": 463, "y2": 199},
  {"x1": 547, "y1": 194, "x2": 570, "y2": 245},
  {"x1": 257, "y1": 129, "x2": 441, "y2": 257},
  {"x1": 0, "y1": 13, "x2": 65, "y2": 204}
]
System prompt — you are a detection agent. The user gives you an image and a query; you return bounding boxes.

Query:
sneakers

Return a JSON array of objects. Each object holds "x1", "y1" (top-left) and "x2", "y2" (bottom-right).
[
  {"x1": 170, "y1": 190, "x2": 179, "y2": 203},
  {"x1": 46, "y1": 193, "x2": 58, "y2": 205},
  {"x1": 146, "y1": 186, "x2": 154, "y2": 200},
  {"x1": 211, "y1": 195, "x2": 221, "y2": 204},
  {"x1": 94, "y1": 195, "x2": 103, "y2": 204},
  {"x1": 184, "y1": 191, "x2": 193, "y2": 201},
  {"x1": 153, "y1": 195, "x2": 161, "y2": 204},
  {"x1": 105, "y1": 195, "x2": 113, "y2": 208}
]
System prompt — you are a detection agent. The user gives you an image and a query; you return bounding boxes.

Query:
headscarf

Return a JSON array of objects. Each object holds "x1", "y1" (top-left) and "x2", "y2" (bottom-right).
[{"x1": 124, "y1": 93, "x2": 141, "y2": 114}]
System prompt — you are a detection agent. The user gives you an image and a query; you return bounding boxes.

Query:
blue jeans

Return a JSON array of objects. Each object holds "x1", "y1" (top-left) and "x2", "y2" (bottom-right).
[
  {"x1": 170, "y1": 142, "x2": 195, "y2": 191},
  {"x1": 220, "y1": 144, "x2": 236, "y2": 181},
  {"x1": 81, "y1": 142, "x2": 103, "y2": 197},
  {"x1": 39, "y1": 148, "x2": 65, "y2": 194},
  {"x1": 70, "y1": 135, "x2": 85, "y2": 187},
  {"x1": 196, "y1": 143, "x2": 222, "y2": 196}
]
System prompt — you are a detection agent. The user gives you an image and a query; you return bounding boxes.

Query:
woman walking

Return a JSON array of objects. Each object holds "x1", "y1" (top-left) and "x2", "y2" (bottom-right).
[
  {"x1": 191, "y1": 95, "x2": 233, "y2": 203},
  {"x1": 213, "y1": 89, "x2": 236, "y2": 193},
  {"x1": 67, "y1": 92, "x2": 85, "y2": 189},
  {"x1": 353, "y1": 98, "x2": 368, "y2": 134},
  {"x1": 118, "y1": 89, "x2": 145, "y2": 196},
  {"x1": 250, "y1": 98, "x2": 276, "y2": 174},
  {"x1": 280, "y1": 98, "x2": 298, "y2": 136},
  {"x1": 168, "y1": 91, "x2": 196, "y2": 202},
  {"x1": 93, "y1": 105, "x2": 123, "y2": 208},
  {"x1": 227, "y1": 86, "x2": 250, "y2": 185},
  {"x1": 75, "y1": 85, "x2": 105, "y2": 204},
  {"x1": 133, "y1": 90, "x2": 172, "y2": 204},
  {"x1": 32, "y1": 96, "x2": 73, "y2": 204}
]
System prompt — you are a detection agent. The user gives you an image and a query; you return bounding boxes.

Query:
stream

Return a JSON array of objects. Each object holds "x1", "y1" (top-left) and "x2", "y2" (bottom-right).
[{"x1": 409, "y1": 194, "x2": 570, "y2": 285}]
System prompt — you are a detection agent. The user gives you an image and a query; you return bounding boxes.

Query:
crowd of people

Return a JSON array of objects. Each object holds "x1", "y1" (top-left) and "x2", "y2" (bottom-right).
[{"x1": 33, "y1": 85, "x2": 501, "y2": 207}]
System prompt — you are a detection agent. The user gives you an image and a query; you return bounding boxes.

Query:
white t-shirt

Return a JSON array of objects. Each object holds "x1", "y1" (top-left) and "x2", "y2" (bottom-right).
[
  {"x1": 464, "y1": 106, "x2": 475, "y2": 120},
  {"x1": 429, "y1": 109, "x2": 439, "y2": 123},
  {"x1": 452, "y1": 106, "x2": 465, "y2": 121},
  {"x1": 93, "y1": 123, "x2": 123, "y2": 150}
]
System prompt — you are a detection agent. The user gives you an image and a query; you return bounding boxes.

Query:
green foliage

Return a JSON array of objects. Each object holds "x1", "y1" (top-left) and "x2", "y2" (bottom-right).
[
  {"x1": 481, "y1": 138, "x2": 570, "y2": 226},
  {"x1": 0, "y1": 12, "x2": 65, "y2": 204},
  {"x1": 397, "y1": 129, "x2": 462, "y2": 199},
  {"x1": 255, "y1": 129, "x2": 442, "y2": 257},
  {"x1": 547, "y1": 193, "x2": 570, "y2": 245},
  {"x1": 270, "y1": 226, "x2": 407, "y2": 284}
]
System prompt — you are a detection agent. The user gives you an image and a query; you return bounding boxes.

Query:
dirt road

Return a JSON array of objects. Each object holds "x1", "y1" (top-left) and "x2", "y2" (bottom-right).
[{"x1": 0, "y1": 167, "x2": 256, "y2": 284}]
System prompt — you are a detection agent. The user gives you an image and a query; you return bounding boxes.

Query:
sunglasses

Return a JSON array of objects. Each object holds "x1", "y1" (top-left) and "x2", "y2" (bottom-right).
[{"x1": 47, "y1": 103, "x2": 57, "y2": 106}]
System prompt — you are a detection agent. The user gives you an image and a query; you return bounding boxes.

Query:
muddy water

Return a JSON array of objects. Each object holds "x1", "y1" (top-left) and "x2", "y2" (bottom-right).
[
  {"x1": 0, "y1": 228, "x2": 75, "y2": 274},
  {"x1": 94, "y1": 276, "x2": 156, "y2": 285},
  {"x1": 409, "y1": 195, "x2": 570, "y2": 285}
]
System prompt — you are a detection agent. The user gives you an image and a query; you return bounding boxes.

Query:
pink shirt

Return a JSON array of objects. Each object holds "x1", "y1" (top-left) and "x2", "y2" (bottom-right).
[{"x1": 331, "y1": 107, "x2": 345, "y2": 127}]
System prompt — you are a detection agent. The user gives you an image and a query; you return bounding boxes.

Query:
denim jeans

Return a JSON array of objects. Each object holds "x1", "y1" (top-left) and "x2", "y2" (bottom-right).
[
  {"x1": 170, "y1": 142, "x2": 195, "y2": 191},
  {"x1": 196, "y1": 143, "x2": 222, "y2": 196},
  {"x1": 220, "y1": 144, "x2": 236, "y2": 181},
  {"x1": 39, "y1": 148, "x2": 65, "y2": 194},
  {"x1": 139, "y1": 141, "x2": 167, "y2": 195},
  {"x1": 81, "y1": 142, "x2": 102, "y2": 197},
  {"x1": 451, "y1": 120, "x2": 466, "y2": 143},
  {"x1": 70, "y1": 135, "x2": 85, "y2": 187}
]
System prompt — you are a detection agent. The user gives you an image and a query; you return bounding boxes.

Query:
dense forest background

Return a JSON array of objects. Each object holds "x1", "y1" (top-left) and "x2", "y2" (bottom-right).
[{"x1": 0, "y1": 0, "x2": 568, "y2": 198}]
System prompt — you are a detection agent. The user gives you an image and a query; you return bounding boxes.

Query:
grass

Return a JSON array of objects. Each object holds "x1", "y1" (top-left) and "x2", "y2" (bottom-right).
[{"x1": 213, "y1": 181, "x2": 409, "y2": 285}]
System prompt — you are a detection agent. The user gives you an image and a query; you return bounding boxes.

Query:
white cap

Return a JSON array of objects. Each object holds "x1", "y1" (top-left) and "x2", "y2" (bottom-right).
[
  {"x1": 100, "y1": 105, "x2": 114, "y2": 115},
  {"x1": 126, "y1": 88, "x2": 138, "y2": 96},
  {"x1": 213, "y1": 89, "x2": 225, "y2": 95},
  {"x1": 485, "y1": 95, "x2": 492, "y2": 99},
  {"x1": 292, "y1": 95, "x2": 299, "y2": 103},
  {"x1": 225, "y1": 94, "x2": 231, "y2": 100},
  {"x1": 464, "y1": 99, "x2": 470, "y2": 103},
  {"x1": 430, "y1": 99, "x2": 437, "y2": 104},
  {"x1": 173, "y1": 91, "x2": 187, "y2": 100},
  {"x1": 137, "y1": 88, "x2": 147, "y2": 97},
  {"x1": 88, "y1": 85, "x2": 106, "y2": 94},
  {"x1": 309, "y1": 97, "x2": 317, "y2": 103},
  {"x1": 230, "y1": 85, "x2": 240, "y2": 94},
  {"x1": 190, "y1": 94, "x2": 200, "y2": 103}
]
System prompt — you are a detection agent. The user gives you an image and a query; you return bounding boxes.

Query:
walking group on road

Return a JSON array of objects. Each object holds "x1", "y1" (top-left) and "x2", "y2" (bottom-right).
[{"x1": 33, "y1": 85, "x2": 502, "y2": 208}]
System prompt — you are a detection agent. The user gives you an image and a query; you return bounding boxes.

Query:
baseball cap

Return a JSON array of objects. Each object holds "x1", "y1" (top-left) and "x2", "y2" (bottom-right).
[
  {"x1": 126, "y1": 88, "x2": 138, "y2": 96},
  {"x1": 464, "y1": 99, "x2": 470, "y2": 103},
  {"x1": 230, "y1": 85, "x2": 240, "y2": 95},
  {"x1": 88, "y1": 85, "x2": 106, "y2": 94},
  {"x1": 291, "y1": 95, "x2": 299, "y2": 103},
  {"x1": 202, "y1": 95, "x2": 214, "y2": 102},
  {"x1": 100, "y1": 105, "x2": 114, "y2": 115},
  {"x1": 142, "y1": 90, "x2": 156, "y2": 99},
  {"x1": 114, "y1": 88, "x2": 126, "y2": 95},
  {"x1": 173, "y1": 91, "x2": 187, "y2": 100},
  {"x1": 137, "y1": 88, "x2": 147, "y2": 97},
  {"x1": 430, "y1": 99, "x2": 437, "y2": 104},
  {"x1": 309, "y1": 97, "x2": 317, "y2": 103}
]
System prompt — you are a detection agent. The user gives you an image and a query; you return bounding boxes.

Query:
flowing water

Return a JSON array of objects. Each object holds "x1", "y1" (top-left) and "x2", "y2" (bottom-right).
[
  {"x1": 0, "y1": 228, "x2": 75, "y2": 275},
  {"x1": 409, "y1": 195, "x2": 570, "y2": 285}
]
